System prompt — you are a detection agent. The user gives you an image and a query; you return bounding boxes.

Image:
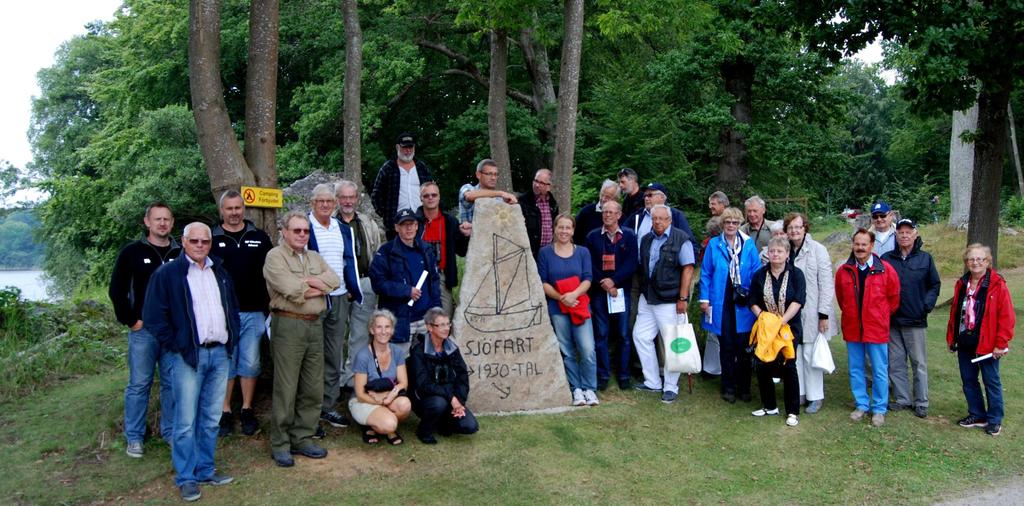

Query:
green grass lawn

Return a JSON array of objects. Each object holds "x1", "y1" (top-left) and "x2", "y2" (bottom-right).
[{"x1": 3, "y1": 228, "x2": 1024, "y2": 504}]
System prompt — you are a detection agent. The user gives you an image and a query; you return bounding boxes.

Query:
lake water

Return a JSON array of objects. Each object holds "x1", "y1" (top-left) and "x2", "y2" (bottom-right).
[{"x1": 0, "y1": 270, "x2": 50, "y2": 301}]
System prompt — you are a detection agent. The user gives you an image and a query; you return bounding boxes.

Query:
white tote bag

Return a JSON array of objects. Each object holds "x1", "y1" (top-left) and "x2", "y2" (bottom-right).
[
  {"x1": 810, "y1": 332, "x2": 835, "y2": 374},
  {"x1": 664, "y1": 314, "x2": 702, "y2": 374}
]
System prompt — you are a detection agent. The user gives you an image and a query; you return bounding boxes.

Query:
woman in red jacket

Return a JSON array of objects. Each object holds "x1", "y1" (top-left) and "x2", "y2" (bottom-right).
[{"x1": 946, "y1": 244, "x2": 1015, "y2": 436}]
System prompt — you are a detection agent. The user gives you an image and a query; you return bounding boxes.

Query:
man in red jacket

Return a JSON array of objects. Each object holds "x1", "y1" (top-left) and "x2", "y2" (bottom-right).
[{"x1": 835, "y1": 229, "x2": 900, "y2": 426}]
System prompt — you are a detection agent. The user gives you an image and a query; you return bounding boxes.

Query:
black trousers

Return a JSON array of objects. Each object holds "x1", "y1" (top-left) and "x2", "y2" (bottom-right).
[
  {"x1": 413, "y1": 395, "x2": 479, "y2": 437},
  {"x1": 756, "y1": 354, "x2": 800, "y2": 415},
  {"x1": 719, "y1": 286, "x2": 752, "y2": 397}
]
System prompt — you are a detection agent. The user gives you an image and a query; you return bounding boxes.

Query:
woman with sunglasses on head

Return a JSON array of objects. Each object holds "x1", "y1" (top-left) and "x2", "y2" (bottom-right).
[
  {"x1": 699, "y1": 207, "x2": 761, "y2": 403},
  {"x1": 947, "y1": 244, "x2": 1015, "y2": 436},
  {"x1": 349, "y1": 309, "x2": 412, "y2": 445}
]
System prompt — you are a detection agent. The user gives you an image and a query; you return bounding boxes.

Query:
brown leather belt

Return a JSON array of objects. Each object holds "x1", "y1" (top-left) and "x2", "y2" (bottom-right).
[{"x1": 272, "y1": 309, "x2": 319, "y2": 321}]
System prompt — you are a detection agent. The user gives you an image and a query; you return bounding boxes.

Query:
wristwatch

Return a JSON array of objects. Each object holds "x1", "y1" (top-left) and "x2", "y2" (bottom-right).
[{"x1": 679, "y1": 296, "x2": 689, "y2": 302}]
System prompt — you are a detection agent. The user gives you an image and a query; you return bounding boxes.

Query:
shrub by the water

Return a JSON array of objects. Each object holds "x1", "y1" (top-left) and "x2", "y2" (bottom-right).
[{"x1": 0, "y1": 287, "x2": 123, "y2": 402}]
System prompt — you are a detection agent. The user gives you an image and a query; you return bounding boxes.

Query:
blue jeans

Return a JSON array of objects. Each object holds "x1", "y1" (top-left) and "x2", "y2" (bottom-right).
[
  {"x1": 958, "y1": 350, "x2": 1004, "y2": 425},
  {"x1": 124, "y1": 328, "x2": 176, "y2": 443},
  {"x1": 229, "y1": 311, "x2": 265, "y2": 378},
  {"x1": 171, "y1": 346, "x2": 229, "y2": 486},
  {"x1": 550, "y1": 313, "x2": 597, "y2": 391},
  {"x1": 591, "y1": 290, "x2": 632, "y2": 382},
  {"x1": 847, "y1": 342, "x2": 889, "y2": 414}
]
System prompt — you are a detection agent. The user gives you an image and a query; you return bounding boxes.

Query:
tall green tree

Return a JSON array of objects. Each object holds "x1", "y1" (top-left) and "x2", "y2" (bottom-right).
[{"x1": 795, "y1": 0, "x2": 1024, "y2": 263}]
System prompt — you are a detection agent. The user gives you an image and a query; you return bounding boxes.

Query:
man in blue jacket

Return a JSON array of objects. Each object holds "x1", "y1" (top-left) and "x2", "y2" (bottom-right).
[
  {"x1": 881, "y1": 219, "x2": 941, "y2": 418},
  {"x1": 306, "y1": 184, "x2": 364, "y2": 430},
  {"x1": 584, "y1": 200, "x2": 638, "y2": 390},
  {"x1": 370, "y1": 209, "x2": 441, "y2": 355},
  {"x1": 143, "y1": 222, "x2": 240, "y2": 502}
]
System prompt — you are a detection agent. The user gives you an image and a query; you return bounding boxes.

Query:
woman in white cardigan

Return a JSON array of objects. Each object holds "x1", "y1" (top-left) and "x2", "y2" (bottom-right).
[{"x1": 784, "y1": 213, "x2": 836, "y2": 413}]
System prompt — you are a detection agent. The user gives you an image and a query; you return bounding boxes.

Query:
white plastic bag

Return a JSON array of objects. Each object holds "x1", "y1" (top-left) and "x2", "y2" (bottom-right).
[
  {"x1": 810, "y1": 332, "x2": 835, "y2": 374},
  {"x1": 664, "y1": 314, "x2": 702, "y2": 374}
]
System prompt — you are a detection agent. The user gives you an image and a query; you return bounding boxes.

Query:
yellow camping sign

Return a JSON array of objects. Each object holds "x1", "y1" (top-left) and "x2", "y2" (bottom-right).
[{"x1": 240, "y1": 186, "x2": 283, "y2": 208}]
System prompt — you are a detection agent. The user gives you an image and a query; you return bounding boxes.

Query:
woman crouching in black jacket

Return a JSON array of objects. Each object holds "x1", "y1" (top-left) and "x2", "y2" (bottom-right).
[{"x1": 408, "y1": 307, "x2": 479, "y2": 444}]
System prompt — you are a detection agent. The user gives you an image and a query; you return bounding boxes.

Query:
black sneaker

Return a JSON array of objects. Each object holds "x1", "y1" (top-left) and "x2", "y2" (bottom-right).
[
  {"x1": 958, "y1": 415, "x2": 987, "y2": 428},
  {"x1": 985, "y1": 423, "x2": 1002, "y2": 436},
  {"x1": 240, "y1": 408, "x2": 259, "y2": 436},
  {"x1": 313, "y1": 424, "x2": 326, "y2": 439},
  {"x1": 218, "y1": 411, "x2": 235, "y2": 437},
  {"x1": 320, "y1": 410, "x2": 350, "y2": 428}
]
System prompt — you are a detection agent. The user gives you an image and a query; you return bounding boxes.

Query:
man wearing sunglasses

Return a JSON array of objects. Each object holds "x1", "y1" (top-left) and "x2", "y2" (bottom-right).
[
  {"x1": 870, "y1": 201, "x2": 897, "y2": 256},
  {"x1": 143, "y1": 222, "x2": 241, "y2": 501},
  {"x1": 416, "y1": 181, "x2": 468, "y2": 317},
  {"x1": 263, "y1": 211, "x2": 341, "y2": 467}
]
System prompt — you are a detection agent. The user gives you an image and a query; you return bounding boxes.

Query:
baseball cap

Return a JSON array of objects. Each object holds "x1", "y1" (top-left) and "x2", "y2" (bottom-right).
[
  {"x1": 394, "y1": 208, "x2": 418, "y2": 224},
  {"x1": 644, "y1": 182, "x2": 669, "y2": 198},
  {"x1": 871, "y1": 201, "x2": 891, "y2": 214},
  {"x1": 896, "y1": 218, "x2": 916, "y2": 229},
  {"x1": 396, "y1": 132, "x2": 416, "y2": 147}
]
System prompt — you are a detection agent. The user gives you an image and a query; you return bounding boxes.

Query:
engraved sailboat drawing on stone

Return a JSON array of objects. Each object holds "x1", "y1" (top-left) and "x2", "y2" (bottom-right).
[{"x1": 464, "y1": 234, "x2": 543, "y2": 332}]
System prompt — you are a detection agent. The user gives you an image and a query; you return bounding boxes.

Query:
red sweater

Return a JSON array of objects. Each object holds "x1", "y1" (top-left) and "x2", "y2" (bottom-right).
[
  {"x1": 835, "y1": 255, "x2": 900, "y2": 344},
  {"x1": 946, "y1": 269, "x2": 1015, "y2": 355}
]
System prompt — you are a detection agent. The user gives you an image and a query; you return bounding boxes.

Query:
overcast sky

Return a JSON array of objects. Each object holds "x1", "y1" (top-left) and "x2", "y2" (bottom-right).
[{"x1": 0, "y1": 2, "x2": 891, "y2": 203}]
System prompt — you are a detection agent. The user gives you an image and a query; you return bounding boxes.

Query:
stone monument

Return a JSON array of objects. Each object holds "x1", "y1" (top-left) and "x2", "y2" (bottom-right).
[{"x1": 452, "y1": 199, "x2": 570, "y2": 414}]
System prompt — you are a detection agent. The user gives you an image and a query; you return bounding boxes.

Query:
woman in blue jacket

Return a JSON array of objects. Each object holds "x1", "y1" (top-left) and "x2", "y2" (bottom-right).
[{"x1": 699, "y1": 207, "x2": 761, "y2": 403}]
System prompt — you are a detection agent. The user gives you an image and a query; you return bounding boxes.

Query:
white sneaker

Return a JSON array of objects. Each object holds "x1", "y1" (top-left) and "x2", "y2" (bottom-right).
[
  {"x1": 572, "y1": 388, "x2": 586, "y2": 406},
  {"x1": 583, "y1": 390, "x2": 599, "y2": 406},
  {"x1": 786, "y1": 414, "x2": 799, "y2": 427},
  {"x1": 126, "y1": 441, "x2": 144, "y2": 458},
  {"x1": 751, "y1": 408, "x2": 780, "y2": 417}
]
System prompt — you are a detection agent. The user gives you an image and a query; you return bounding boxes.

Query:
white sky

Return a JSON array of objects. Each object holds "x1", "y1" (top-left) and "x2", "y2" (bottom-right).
[
  {"x1": 0, "y1": 4, "x2": 892, "y2": 204},
  {"x1": 0, "y1": 0, "x2": 121, "y2": 205}
]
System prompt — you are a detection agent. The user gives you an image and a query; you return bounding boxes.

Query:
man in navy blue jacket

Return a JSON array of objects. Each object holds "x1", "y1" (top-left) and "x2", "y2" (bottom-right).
[
  {"x1": 881, "y1": 219, "x2": 941, "y2": 418},
  {"x1": 584, "y1": 200, "x2": 638, "y2": 390},
  {"x1": 370, "y1": 209, "x2": 441, "y2": 355},
  {"x1": 143, "y1": 222, "x2": 240, "y2": 502}
]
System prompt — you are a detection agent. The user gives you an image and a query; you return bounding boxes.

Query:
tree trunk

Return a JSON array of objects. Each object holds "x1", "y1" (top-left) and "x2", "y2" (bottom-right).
[
  {"x1": 967, "y1": 84, "x2": 1012, "y2": 267},
  {"x1": 717, "y1": 58, "x2": 754, "y2": 192},
  {"x1": 519, "y1": 23, "x2": 556, "y2": 164},
  {"x1": 189, "y1": 0, "x2": 253, "y2": 196},
  {"x1": 487, "y1": 29, "x2": 512, "y2": 192},
  {"x1": 949, "y1": 104, "x2": 977, "y2": 228},
  {"x1": 551, "y1": 0, "x2": 584, "y2": 213},
  {"x1": 342, "y1": 0, "x2": 363, "y2": 189},
  {"x1": 244, "y1": 0, "x2": 279, "y2": 231},
  {"x1": 1008, "y1": 104, "x2": 1023, "y2": 197}
]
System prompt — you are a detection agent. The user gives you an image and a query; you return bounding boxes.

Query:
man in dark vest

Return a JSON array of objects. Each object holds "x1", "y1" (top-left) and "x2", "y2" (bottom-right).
[{"x1": 632, "y1": 205, "x2": 695, "y2": 404}]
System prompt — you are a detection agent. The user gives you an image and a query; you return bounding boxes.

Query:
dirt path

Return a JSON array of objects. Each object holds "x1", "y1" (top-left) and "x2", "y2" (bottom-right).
[{"x1": 936, "y1": 475, "x2": 1024, "y2": 505}]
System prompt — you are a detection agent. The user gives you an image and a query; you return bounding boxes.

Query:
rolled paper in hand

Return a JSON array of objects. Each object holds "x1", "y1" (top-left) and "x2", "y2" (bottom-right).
[{"x1": 409, "y1": 270, "x2": 429, "y2": 306}]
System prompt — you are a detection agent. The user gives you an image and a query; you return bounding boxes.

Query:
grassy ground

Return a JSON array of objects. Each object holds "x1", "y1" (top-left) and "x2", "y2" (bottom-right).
[{"x1": 3, "y1": 227, "x2": 1024, "y2": 504}]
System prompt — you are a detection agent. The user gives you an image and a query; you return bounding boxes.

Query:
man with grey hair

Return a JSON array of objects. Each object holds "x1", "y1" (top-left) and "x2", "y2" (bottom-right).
[
  {"x1": 263, "y1": 211, "x2": 341, "y2": 467},
  {"x1": 741, "y1": 195, "x2": 776, "y2": 251},
  {"x1": 212, "y1": 190, "x2": 273, "y2": 437},
  {"x1": 144, "y1": 221, "x2": 240, "y2": 500},
  {"x1": 370, "y1": 132, "x2": 435, "y2": 239},
  {"x1": 708, "y1": 191, "x2": 729, "y2": 217},
  {"x1": 458, "y1": 158, "x2": 518, "y2": 236},
  {"x1": 574, "y1": 179, "x2": 620, "y2": 245},
  {"x1": 335, "y1": 179, "x2": 386, "y2": 392},
  {"x1": 306, "y1": 183, "x2": 363, "y2": 431},
  {"x1": 632, "y1": 205, "x2": 696, "y2": 404},
  {"x1": 618, "y1": 168, "x2": 644, "y2": 218},
  {"x1": 519, "y1": 168, "x2": 560, "y2": 257}
]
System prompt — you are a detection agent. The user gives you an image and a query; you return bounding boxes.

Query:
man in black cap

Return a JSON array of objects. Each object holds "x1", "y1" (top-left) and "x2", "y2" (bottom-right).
[
  {"x1": 624, "y1": 182, "x2": 694, "y2": 245},
  {"x1": 371, "y1": 132, "x2": 435, "y2": 239},
  {"x1": 881, "y1": 218, "x2": 940, "y2": 418},
  {"x1": 369, "y1": 208, "x2": 441, "y2": 355}
]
